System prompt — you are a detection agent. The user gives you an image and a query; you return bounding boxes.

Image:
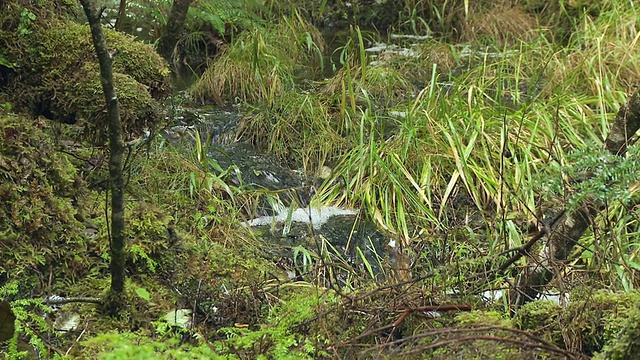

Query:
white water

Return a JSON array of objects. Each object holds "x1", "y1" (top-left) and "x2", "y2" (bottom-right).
[{"x1": 244, "y1": 206, "x2": 359, "y2": 230}]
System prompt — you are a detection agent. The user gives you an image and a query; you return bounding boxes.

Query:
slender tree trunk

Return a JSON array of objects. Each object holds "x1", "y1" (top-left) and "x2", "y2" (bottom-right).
[
  {"x1": 512, "y1": 91, "x2": 640, "y2": 305},
  {"x1": 115, "y1": 0, "x2": 127, "y2": 31},
  {"x1": 79, "y1": 0, "x2": 127, "y2": 315},
  {"x1": 156, "y1": 0, "x2": 194, "y2": 64}
]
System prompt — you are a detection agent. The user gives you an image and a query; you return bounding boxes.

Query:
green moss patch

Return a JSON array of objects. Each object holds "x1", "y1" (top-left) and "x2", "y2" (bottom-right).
[
  {"x1": 0, "y1": 2, "x2": 170, "y2": 141},
  {"x1": 0, "y1": 112, "x2": 91, "y2": 277}
]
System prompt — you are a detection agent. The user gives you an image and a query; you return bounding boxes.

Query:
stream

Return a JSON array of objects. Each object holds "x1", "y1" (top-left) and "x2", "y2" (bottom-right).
[
  {"x1": 162, "y1": 31, "x2": 533, "y2": 282},
  {"x1": 164, "y1": 101, "x2": 396, "y2": 281}
]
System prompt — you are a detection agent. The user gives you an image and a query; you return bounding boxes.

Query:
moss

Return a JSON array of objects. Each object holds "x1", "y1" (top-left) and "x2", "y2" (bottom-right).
[
  {"x1": 596, "y1": 304, "x2": 640, "y2": 360},
  {"x1": 89, "y1": 202, "x2": 179, "y2": 277},
  {"x1": 0, "y1": 3, "x2": 170, "y2": 141},
  {"x1": 548, "y1": 289, "x2": 640, "y2": 356},
  {"x1": 514, "y1": 300, "x2": 562, "y2": 345},
  {"x1": 0, "y1": 112, "x2": 88, "y2": 277},
  {"x1": 69, "y1": 64, "x2": 161, "y2": 141},
  {"x1": 456, "y1": 310, "x2": 512, "y2": 327}
]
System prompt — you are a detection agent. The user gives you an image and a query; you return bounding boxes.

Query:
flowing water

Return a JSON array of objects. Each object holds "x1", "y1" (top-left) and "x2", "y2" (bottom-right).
[{"x1": 164, "y1": 99, "x2": 395, "y2": 280}]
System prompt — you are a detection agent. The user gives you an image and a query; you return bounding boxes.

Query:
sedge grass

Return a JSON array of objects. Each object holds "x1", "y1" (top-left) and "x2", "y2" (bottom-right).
[
  {"x1": 189, "y1": 10, "x2": 324, "y2": 105},
  {"x1": 237, "y1": 90, "x2": 346, "y2": 173},
  {"x1": 316, "y1": 22, "x2": 629, "y2": 256},
  {"x1": 193, "y1": 0, "x2": 640, "y2": 290}
]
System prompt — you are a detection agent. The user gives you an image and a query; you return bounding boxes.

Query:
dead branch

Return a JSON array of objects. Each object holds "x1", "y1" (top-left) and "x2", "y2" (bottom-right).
[
  {"x1": 512, "y1": 91, "x2": 640, "y2": 305},
  {"x1": 363, "y1": 325, "x2": 585, "y2": 359},
  {"x1": 348, "y1": 304, "x2": 472, "y2": 343},
  {"x1": 44, "y1": 297, "x2": 103, "y2": 306}
]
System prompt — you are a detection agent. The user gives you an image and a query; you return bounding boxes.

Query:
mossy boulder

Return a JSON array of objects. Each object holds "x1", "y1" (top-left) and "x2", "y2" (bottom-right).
[
  {"x1": 514, "y1": 300, "x2": 563, "y2": 345},
  {"x1": 596, "y1": 302, "x2": 640, "y2": 360},
  {"x1": 70, "y1": 64, "x2": 162, "y2": 140},
  {"x1": 513, "y1": 289, "x2": 640, "y2": 357},
  {"x1": 0, "y1": 1, "x2": 170, "y2": 141},
  {"x1": 562, "y1": 289, "x2": 640, "y2": 356}
]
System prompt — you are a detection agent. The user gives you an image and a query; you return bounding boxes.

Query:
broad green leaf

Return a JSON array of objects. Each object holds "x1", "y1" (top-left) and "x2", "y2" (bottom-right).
[{"x1": 135, "y1": 287, "x2": 150, "y2": 302}]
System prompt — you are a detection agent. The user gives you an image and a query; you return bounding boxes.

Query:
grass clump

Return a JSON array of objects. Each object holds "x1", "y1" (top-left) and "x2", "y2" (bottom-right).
[
  {"x1": 325, "y1": 61, "x2": 414, "y2": 108},
  {"x1": 189, "y1": 10, "x2": 324, "y2": 105},
  {"x1": 462, "y1": 3, "x2": 539, "y2": 46},
  {"x1": 238, "y1": 91, "x2": 345, "y2": 171}
]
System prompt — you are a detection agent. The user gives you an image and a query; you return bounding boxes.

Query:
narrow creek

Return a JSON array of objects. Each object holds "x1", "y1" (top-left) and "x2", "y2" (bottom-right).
[
  {"x1": 164, "y1": 101, "x2": 396, "y2": 281},
  {"x1": 161, "y1": 30, "x2": 514, "y2": 281}
]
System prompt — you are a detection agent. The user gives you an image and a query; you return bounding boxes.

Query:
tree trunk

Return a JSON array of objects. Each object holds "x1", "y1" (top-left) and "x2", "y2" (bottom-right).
[
  {"x1": 512, "y1": 92, "x2": 640, "y2": 305},
  {"x1": 115, "y1": 0, "x2": 127, "y2": 31},
  {"x1": 156, "y1": 0, "x2": 194, "y2": 64},
  {"x1": 79, "y1": 0, "x2": 127, "y2": 315}
]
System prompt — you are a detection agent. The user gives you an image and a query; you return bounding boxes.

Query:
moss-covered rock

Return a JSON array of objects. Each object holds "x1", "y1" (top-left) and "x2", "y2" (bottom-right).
[
  {"x1": 562, "y1": 289, "x2": 640, "y2": 356},
  {"x1": 70, "y1": 64, "x2": 161, "y2": 141},
  {"x1": 0, "y1": 0, "x2": 170, "y2": 141},
  {"x1": 596, "y1": 303, "x2": 640, "y2": 360},
  {"x1": 514, "y1": 300, "x2": 563, "y2": 345},
  {"x1": 512, "y1": 289, "x2": 640, "y2": 357}
]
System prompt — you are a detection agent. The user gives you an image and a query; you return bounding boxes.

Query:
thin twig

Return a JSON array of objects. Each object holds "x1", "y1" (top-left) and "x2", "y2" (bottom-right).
[
  {"x1": 65, "y1": 322, "x2": 88, "y2": 356},
  {"x1": 44, "y1": 297, "x2": 103, "y2": 306}
]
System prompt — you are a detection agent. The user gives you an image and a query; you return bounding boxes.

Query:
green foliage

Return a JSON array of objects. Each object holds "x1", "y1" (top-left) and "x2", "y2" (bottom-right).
[
  {"x1": 92, "y1": 202, "x2": 177, "y2": 275},
  {"x1": 135, "y1": 287, "x2": 151, "y2": 302},
  {"x1": 0, "y1": 281, "x2": 53, "y2": 360},
  {"x1": 4, "y1": 1, "x2": 640, "y2": 359},
  {"x1": 0, "y1": 54, "x2": 14, "y2": 68},
  {"x1": 189, "y1": 11, "x2": 324, "y2": 104},
  {"x1": 0, "y1": 113, "x2": 88, "y2": 276},
  {"x1": 83, "y1": 332, "x2": 229, "y2": 359},
  {"x1": 541, "y1": 145, "x2": 640, "y2": 210},
  {"x1": 238, "y1": 91, "x2": 344, "y2": 170},
  {"x1": 17, "y1": 8, "x2": 36, "y2": 36},
  {"x1": 217, "y1": 290, "x2": 334, "y2": 359},
  {"x1": 188, "y1": 0, "x2": 267, "y2": 36},
  {"x1": 537, "y1": 141, "x2": 640, "y2": 286},
  {"x1": 121, "y1": 0, "x2": 266, "y2": 38},
  {"x1": 323, "y1": 28, "x2": 415, "y2": 108},
  {"x1": 188, "y1": 129, "x2": 237, "y2": 199}
]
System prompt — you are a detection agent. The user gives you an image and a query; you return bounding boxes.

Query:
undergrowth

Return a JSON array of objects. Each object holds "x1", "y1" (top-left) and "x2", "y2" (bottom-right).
[{"x1": 5, "y1": 0, "x2": 640, "y2": 359}]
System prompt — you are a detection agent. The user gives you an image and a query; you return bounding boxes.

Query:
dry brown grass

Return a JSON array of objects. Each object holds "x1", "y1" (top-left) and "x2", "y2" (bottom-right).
[
  {"x1": 420, "y1": 42, "x2": 457, "y2": 73},
  {"x1": 462, "y1": 5, "x2": 539, "y2": 46},
  {"x1": 322, "y1": 57, "x2": 414, "y2": 108},
  {"x1": 542, "y1": 9, "x2": 640, "y2": 97}
]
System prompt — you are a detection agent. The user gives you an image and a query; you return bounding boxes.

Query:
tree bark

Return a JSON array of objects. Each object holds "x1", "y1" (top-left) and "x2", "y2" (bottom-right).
[
  {"x1": 79, "y1": 0, "x2": 127, "y2": 315},
  {"x1": 115, "y1": 0, "x2": 127, "y2": 31},
  {"x1": 156, "y1": 0, "x2": 194, "y2": 64},
  {"x1": 513, "y1": 91, "x2": 640, "y2": 305}
]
